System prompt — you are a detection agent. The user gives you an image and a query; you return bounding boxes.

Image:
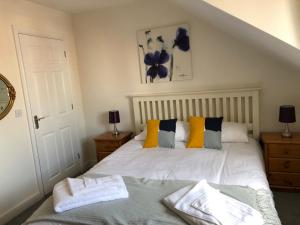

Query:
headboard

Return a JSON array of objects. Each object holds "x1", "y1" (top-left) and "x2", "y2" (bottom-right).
[{"x1": 131, "y1": 88, "x2": 260, "y2": 139}]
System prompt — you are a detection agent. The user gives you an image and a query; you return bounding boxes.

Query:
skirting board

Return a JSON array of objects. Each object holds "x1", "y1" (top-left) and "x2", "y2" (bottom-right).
[{"x1": 0, "y1": 191, "x2": 43, "y2": 225}]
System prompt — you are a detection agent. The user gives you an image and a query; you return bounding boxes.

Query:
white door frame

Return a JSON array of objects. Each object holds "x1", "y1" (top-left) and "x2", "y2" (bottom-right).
[{"x1": 12, "y1": 25, "x2": 73, "y2": 196}]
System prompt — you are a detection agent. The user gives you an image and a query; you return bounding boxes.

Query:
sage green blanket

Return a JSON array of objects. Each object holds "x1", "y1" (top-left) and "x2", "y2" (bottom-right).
[{"x1": 25, "y1": 176, "x2": 281, "y2": 225}]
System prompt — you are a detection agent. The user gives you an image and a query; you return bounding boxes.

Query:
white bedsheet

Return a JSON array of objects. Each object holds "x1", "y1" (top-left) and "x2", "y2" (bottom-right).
[{"x1": 87, "y1": 138, "x2": 269, "y2": 191}]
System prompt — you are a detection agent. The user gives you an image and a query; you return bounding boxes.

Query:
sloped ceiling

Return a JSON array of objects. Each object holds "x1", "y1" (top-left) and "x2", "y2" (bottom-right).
[
  {"x1": 27, "y1": 0, "x2": 300, "y2": 69},
  {"x1": 170, "y1": 0, "x2": 300, "y2": 69},
  {"x1": 201, "y1": 0, "x2": 300, "y2": 50}
]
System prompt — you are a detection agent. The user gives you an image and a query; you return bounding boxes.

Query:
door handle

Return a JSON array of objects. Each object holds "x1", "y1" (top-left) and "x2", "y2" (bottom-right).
[{"x1": 34, "y1": 115, "x2": 46, "y2": 129}]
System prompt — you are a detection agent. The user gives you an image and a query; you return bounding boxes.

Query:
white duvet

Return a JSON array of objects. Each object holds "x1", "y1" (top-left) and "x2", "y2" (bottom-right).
[
  {"x1": 88, "y1": 138, "x2": 269, "y2": 191},
  {"x1": 28, "y1": 138, "x2": 269, "y2": 225}
]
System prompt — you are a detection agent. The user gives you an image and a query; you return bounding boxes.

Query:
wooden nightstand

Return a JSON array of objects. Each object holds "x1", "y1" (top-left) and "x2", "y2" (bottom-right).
[
  {"x1": 261, "y1": 132, "x2": 300, "y2": 190},
  {"x1": 94, "y1": 131, "x2": 132, "y2": 162}
]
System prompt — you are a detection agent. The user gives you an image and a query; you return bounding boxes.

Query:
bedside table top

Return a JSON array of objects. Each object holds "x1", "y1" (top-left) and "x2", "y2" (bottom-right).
[
  {"x1": 261, "y1": 132, "x2": 300, "y2": 144},
  {"x1": 94, "y1": 131, "x2": 132, "y2": 141}
]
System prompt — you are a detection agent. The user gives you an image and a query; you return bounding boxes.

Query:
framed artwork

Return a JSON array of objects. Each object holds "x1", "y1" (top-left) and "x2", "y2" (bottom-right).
[
  {"x1": 137, "y1": 23, "x2": 193, "y2": 84},
  {"x1": 137, "y1": 24, "x2": 193, "y2": 83}
]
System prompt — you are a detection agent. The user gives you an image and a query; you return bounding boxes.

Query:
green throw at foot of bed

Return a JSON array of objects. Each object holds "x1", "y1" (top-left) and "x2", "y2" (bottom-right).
[{"x1": 25, "y1": 175, "x2": 281, "y2": 225}]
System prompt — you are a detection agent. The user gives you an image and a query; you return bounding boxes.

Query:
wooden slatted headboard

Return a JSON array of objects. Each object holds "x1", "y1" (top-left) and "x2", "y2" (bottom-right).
[{"x1": 131, "y1": 88, "x2": 260, "y2": 139}]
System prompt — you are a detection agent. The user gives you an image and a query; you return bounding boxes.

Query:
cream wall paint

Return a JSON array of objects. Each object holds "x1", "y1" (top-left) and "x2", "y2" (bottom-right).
[
  {"x1": 0, "y1": 0, "x2": 86, "y2": 224},
  {"x1": 203, "y1": 0, "x2": 300, "y2": 50},
  {"x1": 73, "y1": 0, "x2": 300, "y2": 162}
]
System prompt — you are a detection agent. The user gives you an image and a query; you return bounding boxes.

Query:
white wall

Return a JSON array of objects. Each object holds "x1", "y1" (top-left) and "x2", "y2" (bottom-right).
[
  {"x1": 203, "y1": 0, "x2": 300, "y2": 50},
  {"x1": 73, "y1": 0, "x2": 300, "y2": 162},
  {"x1": 0, "y1": 0, "x2": 86, "y2": 224}
]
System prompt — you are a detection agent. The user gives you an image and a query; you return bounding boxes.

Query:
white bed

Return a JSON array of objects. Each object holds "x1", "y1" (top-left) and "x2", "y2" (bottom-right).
[
  {"x1": 104, "y1": 88, "x2": 266, "y2": 189},
  {"x1": 27, "y1": 88, "x2": 277, "y2": 225}
]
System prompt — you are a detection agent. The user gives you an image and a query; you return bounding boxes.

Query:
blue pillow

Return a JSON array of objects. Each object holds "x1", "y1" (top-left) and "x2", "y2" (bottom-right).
[
  {"x1": 204, "y1": 117, "x2": 223, "y2": 149},
  {"x1": 158, "y1": 119, "x2": 177, "y2": 148}
]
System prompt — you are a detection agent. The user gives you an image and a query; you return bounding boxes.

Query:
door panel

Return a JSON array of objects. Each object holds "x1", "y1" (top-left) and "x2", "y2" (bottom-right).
[
  {"x1": 61, "y1": 126, "x2": 75, "y2": 168},
  {"x1": 43, "y1": 133, "x2": 61, "y2": 178},
  {"x1": 54, "y1": 72, "x2": 69, "y2": 114},
  {"x1": 32, "y1": 72, "x2": 51, "y2": 117},
  {"x1": 19, "y1": 34, "x2": 80, "y2": 194}
]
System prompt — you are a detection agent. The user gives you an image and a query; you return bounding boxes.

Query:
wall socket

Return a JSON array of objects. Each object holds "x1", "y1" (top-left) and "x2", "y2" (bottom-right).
[{"x1": 15, "y1": 109, "x2": 22, "y2": 118}]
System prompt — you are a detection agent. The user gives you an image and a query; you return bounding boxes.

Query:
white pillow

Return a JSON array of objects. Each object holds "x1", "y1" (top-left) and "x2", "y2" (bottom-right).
[
  {"x1": 221, "y1": 122, "x2": 248, "y2": 142},
  {"x1": 134, "y1": 129, "x2": 146, "y2": 141},
  {"x1": 134, "y1": 121, "x2": 189, "y2": 142},
  {"x1": 175, "y1": 121, "x2": 189, "y2": 142}
]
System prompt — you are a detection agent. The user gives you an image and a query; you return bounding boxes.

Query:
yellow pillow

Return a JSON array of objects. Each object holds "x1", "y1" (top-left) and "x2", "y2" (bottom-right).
[
  {"x1": 143, "y1": 120, "x2": 160, "y2": 148},
  {"x1": 186, "y1": 116, "x2": 205, "y2": 148}
]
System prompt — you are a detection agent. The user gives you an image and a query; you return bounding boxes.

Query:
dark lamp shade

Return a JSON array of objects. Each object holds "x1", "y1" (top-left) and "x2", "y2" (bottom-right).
[
  {"x1": 279, "y1": 105, "x2": 296, "y2": 123},
  {"x1": 109, "y1": 110, "x2": 120, "y2": 124}
]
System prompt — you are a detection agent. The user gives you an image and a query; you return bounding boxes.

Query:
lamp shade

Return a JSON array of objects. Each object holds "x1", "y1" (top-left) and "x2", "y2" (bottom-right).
[
  {"x1": 109, "y1": 110, "x2": 120, "y2": 124},
  {"x1": 279, "y1": 105, "x2": 296, "y2": 123}
]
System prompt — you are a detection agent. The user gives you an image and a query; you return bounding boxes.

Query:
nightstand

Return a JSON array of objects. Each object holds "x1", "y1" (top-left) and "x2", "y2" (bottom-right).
[
  {"x1": 261, "y1": 132, "x2": 300, "y2": 190},
  {"x1": 94, "y1": 131, "x2": 132, "y2": 162}
]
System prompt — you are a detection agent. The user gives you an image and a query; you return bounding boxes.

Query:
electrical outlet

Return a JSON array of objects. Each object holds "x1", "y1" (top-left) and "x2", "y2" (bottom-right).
[{"x1": 15, "y1": 109, "x2": 22, "y2": 118}]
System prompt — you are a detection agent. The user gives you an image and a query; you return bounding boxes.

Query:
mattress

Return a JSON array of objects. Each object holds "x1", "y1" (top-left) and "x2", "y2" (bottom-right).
[{"x1": 87, "y1": 138, "x2": 269, "y2": 190}]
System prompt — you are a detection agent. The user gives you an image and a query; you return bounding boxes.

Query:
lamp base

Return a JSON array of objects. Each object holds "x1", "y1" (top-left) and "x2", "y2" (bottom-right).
[
  {"x1": 112, "y1": 123, "x2": 119, "y2": 136},
  {"x1": 281, "y1": 132, "x2": 292, "y2": 138},
  {"x1": 281, "y1": 123, "x2": 292, "y2": 138}
]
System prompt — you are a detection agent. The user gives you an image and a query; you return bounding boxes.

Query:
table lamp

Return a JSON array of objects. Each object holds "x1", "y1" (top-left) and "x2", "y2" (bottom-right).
[
  {"x1": 279, "y1": 105, "x2": 296, "y2": 138},
  {"x1": 109, "y1": 110, "x2": 120, "y2": 135}
]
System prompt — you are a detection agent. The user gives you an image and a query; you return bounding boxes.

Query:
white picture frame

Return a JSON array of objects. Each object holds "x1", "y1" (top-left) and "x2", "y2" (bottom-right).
[{"x1": 137, "y1": 23, "x2": 193, "y2": 84}]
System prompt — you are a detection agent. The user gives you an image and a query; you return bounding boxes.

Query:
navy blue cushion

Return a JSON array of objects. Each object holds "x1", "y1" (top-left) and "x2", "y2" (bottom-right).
[
  {"x1": 205, "y1": 117, "x2": 223, "y2": 132},
  {"x1": 159, "y1": 119, "x2": 177, "y2": 132}
]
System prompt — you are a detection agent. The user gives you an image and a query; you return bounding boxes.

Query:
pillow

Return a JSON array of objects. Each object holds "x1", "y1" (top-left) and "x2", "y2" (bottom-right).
[
  {"x1": 175, "y1": 121, "x2": 189, "y2": 142},
  {"x1": 186, "y1": 116, "x2": 205, "y2": 148},
  {"x1": 135, "y1": 121, "x2": 189, "y2": 142},
  {"x1": 205, "y1": 117, "x2": 223, "y2": 149},
  {"x1": 134, "y1": 129, "x2": 146, "y2": 141},
  {"x1": 143, "y1": 120, "x2": 160, "y2": 148},
  {"x1": 221, "y1": 122, "x2": 248, "y2": 142},
  {"x1": 143, "y1": 119, "x2": 177, "y2": 148}
]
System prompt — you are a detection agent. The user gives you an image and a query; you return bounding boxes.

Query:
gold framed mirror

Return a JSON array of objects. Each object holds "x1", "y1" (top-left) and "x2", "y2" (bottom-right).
[{"x1": 0, "y1": 73, "x2": 16, "y2": 120}]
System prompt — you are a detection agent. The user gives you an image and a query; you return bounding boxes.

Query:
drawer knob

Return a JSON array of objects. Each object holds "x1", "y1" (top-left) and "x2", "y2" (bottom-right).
[
  {"x1": 284, "y1": 161, "x2": 290, "y2": 169},
  {"x1": 283, "y1": 179, "x2": 293, "y2": 186}
]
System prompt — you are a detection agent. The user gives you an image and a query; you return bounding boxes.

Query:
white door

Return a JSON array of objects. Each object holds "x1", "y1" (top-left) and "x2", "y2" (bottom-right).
[{"x1": 19, "y1": 34, "x2": 81, "y2": 194}]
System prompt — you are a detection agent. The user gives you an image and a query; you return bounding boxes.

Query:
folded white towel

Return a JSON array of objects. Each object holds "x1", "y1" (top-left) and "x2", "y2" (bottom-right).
[
  {"x1": 163, "y1": 180, "x2": 264, "y2": 225},
  {"x1": 66, "y1": 176, "x2": 112, "y2": 196},
  {"x1": 53, "y1": 175, "x2": 129, "y2": 213},
  {"x1": 66, "y1": 178, "x2": 83, "y2": 196},
  {"x1": 163, "y1": 184, "x2": 218, "y2": 225}
]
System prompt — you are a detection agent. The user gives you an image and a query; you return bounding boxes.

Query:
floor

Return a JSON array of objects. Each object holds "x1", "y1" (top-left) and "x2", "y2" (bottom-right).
[
  {"x1": 5, "y1": 198, "x2": 45, "y2": 225},
  {"x1": 5, "y1": 191, "x2": 300, "y2": 225},
  {"x1": 273, "y1": 191, "x2": 300, "y2": 225}
]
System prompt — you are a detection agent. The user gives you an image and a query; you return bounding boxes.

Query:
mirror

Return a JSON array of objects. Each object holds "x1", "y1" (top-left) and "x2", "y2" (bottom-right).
[{"x1": 0, "y1": 73, "x2": 16, "y2": 120}]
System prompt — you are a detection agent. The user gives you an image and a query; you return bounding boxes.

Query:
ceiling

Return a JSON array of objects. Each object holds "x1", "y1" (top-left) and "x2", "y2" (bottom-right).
[
  {"x1": 27, "y1": 0, "x2": 300, "y2": 69},
  {"x1": 27, "y1": 0, "x2": 142, "y2": 13},
  {"x1": 171, "y1": 0, "x2": 300, "y2": 69}
]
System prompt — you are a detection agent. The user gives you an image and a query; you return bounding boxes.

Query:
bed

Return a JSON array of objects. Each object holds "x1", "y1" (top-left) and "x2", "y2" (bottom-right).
[{"x1": 25, "y1": 88, "x2": 281, "y2": 225}]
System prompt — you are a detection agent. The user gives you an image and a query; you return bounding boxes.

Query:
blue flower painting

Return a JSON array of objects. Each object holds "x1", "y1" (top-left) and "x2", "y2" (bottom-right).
[
  {"x1": 137, "y1": 24, "x2": 192, "y2": 83},
  {"x1": 173, "y1": 27, "x2": 190, "y2": 51},
  {"x1": 144, "y1": 50, "x2": 169, "y2": 80}
]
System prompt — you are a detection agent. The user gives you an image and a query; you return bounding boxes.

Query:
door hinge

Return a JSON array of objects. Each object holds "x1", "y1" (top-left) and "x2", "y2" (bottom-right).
[
  {"x1": 77, "y1": 153, "x2": 81, "y2": 159},
  {"x1": 64, "y1": 51, "x2": 67, "y2": 58},
  {"x1": 71, "y1": 104, "x2": 74, "y2": 110}
]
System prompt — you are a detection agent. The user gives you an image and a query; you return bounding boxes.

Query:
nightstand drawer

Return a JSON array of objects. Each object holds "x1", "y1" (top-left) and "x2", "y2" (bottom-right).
[
  {"x1": 94, "y1": 132, "x2": 132, "y2": 162},
  {"x1": 269, "y1": 173, "x2": 300, "y2": 187},
  {"x1": 269, "y1": 158, "x2": 300, "y2": 173},
  {"x1": 96, "y1": 142, "x2": 120, "y2": 151},
  {"x1": 269, "y1": 144, "x2": 300, "y2": 158}
]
